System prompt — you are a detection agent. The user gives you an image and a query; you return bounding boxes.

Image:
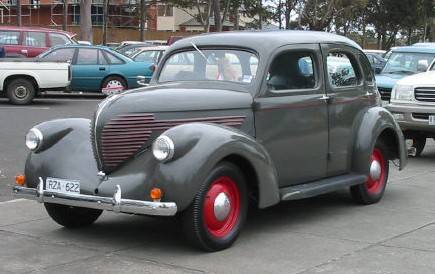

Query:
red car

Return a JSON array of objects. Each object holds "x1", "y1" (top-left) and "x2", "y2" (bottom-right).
[{"x1": 0, "y1": 26, "x2": 77, "y2": 57}]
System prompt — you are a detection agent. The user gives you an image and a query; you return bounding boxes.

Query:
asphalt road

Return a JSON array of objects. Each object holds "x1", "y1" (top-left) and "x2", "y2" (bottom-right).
[{"x1": 1, "y1": 97, "x2": 435, "y2": 273}]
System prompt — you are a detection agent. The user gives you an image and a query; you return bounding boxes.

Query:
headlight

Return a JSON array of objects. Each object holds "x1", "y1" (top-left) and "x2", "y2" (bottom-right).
[
  {"x1": 393, "y1": 85, "x2": 414, "y2": 101},
  {"x1": 152, "y1": 135, "x2": 174, "y2": 162},
  {"x1": 25, "y1": 128, "x2": 43, "y2": 151}
]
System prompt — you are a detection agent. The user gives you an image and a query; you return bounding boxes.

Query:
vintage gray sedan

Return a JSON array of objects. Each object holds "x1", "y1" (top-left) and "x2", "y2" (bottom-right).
[{"x1": 14, "y1": 31, "x2": 407, "y2": 251}]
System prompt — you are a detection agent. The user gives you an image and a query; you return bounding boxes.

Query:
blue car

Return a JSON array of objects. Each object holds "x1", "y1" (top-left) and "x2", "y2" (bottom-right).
[
  {"x1": 39, "y1": 45, "x2": 154, "y2": 93},
  {"x1": 376, "y1": 46, "x2": 435, "y2": 102}
]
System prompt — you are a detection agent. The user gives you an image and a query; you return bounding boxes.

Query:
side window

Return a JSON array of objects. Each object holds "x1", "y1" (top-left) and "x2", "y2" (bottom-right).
[
  {"x1": 267, "y1": 51, "x2": 316, "y2": 91},
  {"x1": 0, "y1": 31, "x2": 20, "y2": 45},
  {"x1": 43, "y1": 48, "x2": 75, "y2": 61},
  {"x1": 326, "y1": 52, "x2": 360, "y2": 88},
  {"x1": 105, "y1": 51, "x2": 124, "y2": 64},
  {"x1": 23, "y1": 32, "x2": 46, "y2": 47},
  {"x1": 98, "y1": 50, "x2": 108, "y2": 65},
  {"x1": 49, "y1": 33, "x2": 71, "y2": 46},
  {"x1": 359, "y1": 54, "x2": 375, "y2": 85},
  {"x1": 76, "y1": 48, "x2": 98, "y2": 65}
]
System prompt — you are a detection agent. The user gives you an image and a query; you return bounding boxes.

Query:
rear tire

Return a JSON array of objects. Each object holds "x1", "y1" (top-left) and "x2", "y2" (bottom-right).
[
  {"x1": 101, "y1": 76, "x2": 127, "y2": 93},
  {"x1": 351, "y1": 140, "x2": 389, "y2": 205},
  {"x1": 181, "y1": 162, "x2": 248, "y2": 251},
  {"x1": 6, "y1": 78, "x2": 36, "y2": 105},
  {"x1": 44, "y1": 203, "x2": 102, "y2": 228}
]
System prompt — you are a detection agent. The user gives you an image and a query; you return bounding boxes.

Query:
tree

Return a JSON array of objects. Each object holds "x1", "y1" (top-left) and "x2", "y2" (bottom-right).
[
  {"x1": 80, "y1": 0, "x2": 93, "y2": 42},
  {"x1": 301, "y1": 0, "x2": 339, "y2": 31},
  {"x1": 165, "y1": 0, "x2": 213, "y2": 32}
]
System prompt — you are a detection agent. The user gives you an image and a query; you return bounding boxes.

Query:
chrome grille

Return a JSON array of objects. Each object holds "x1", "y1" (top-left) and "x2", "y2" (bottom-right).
[
  {"x1": 98, "y1": 113, "x2": 246, "y2": 171},
  {"x1": 415, "y1": 87, "x2": 435, "y2": 102},
  {"x1": 377, "y1": 87, "x2": 392, "y2": 101}
]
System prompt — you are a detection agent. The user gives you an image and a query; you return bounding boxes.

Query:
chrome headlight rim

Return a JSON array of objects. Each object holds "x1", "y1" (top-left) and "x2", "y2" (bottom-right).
[
  {"x1": 25, "y1": 127, "x2": 43, "y2": 151},
  {"x1": 152, "y1": 135, "x2": 175, "y2": 162}
]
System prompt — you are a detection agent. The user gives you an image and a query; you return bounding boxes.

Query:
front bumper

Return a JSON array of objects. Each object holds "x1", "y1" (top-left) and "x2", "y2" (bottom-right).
[
  {"x1": 13, "y1": 177, "x2": 177, "y2": 216},
  {"x1": 386, "y1": 102, "x2": 435, "y2": 133}
]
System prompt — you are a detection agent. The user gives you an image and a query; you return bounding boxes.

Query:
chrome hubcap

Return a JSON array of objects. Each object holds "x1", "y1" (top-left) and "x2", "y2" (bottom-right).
[
  {"x1": 370, "y1": 160, "x2": 382, "y2": 181},
  {"x1": 15, "y1": 86, "x2": 28, "y2": 99},
  {"x1": 106, "y1": 80, "x2": 123, "y2": 88},
  {"x1": 214, "y1": 192, "x2": 231, "y2": 221}
]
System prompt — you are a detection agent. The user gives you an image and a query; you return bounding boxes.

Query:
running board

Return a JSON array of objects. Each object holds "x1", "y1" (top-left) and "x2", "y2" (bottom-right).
[{"x1": 280, "y1": 174, "x2": 367, "y2": 201}]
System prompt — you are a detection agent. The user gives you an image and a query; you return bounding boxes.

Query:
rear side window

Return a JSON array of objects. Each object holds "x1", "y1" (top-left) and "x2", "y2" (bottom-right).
[
  {"x1": 267, "y1": 51, "x2": 316, "y2": 91},
  {"x1": 105, "y1": 51, "x2": 124, "y2": 64},
  {"x1": 43, "y1": 48, "x2": 75, "y2": 61},
  {"x1": 50, "y1": 33, "x2": 71, "y2": 46},
  {"x1": 0, "y1": 31, "x2": 20, "y2": 45},
  {"x1": 23, "y1": 32, "x2": 46, "y2": 47},
  {"x1": 326, "y1": 52, "x2": 361, "y2": 88},
  {"x1": 76, "y1": 48, "x2": 98, "y2": 65},
  {"x1": 359, "y1": 54, "x2": 375, "y2": 85}
]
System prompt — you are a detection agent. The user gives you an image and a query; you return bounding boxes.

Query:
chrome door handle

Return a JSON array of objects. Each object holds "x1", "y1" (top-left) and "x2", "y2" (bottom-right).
[{"x1": 319, "y1": 95, "x2": 330, "y2": 101}]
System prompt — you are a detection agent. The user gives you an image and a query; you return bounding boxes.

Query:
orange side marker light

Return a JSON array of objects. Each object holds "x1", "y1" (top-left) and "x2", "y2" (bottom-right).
[
  {"x1": 15, "y1": 175, "x2": 26, "y2": 186},
  {"x1": 150, "y1": 187, "x2": 163, "y2": 201}
]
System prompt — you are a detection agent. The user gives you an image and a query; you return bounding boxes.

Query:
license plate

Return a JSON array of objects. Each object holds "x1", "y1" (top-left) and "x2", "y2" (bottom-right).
[
  {"x1": 430, "y1": 116, "x2": 435, "y2": 125},
  {"x1": 46, "y1": 177, "x2": 80, "y2": 194}
]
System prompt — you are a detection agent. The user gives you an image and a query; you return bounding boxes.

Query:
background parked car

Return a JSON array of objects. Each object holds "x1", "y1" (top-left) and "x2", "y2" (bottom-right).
[
  {"x1": 0, "y1": 26, "x2": 76, "y2": 57},
  {"x1": 376, "y1": 46, "x2": 435, "y2": 102},
  {"x1": 116, "y1": 42, "x2": 152, "y2": 56},
  {"x1": 364, "y1": 52, "x2": 387, "y2": 74},
  {"x1": 129, "y1": 46, "x2": 168, "y2": 64},
  {"x1": 39, "y1": 45, "x2": 153, "y2": 93}
]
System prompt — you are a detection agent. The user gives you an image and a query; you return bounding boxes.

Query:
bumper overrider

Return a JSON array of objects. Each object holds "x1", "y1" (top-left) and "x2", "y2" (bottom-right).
[{"x1": 13, "y1": 177, "x2": 177, "y2": 216}]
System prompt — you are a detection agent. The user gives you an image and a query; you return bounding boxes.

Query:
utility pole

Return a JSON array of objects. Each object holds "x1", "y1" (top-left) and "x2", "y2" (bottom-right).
[
  {"x1": 62, "y1": 0, "x2": 68, "y2": 31},
  {"x1": 140, "y1": 0, "x2": 145, "y2": 41},
  {"x1": 16, "y1": 0, "x2": 21, "y2": 26},
  {"x1": 102, "y1": 0, "x2": 108, "y2": 45}
]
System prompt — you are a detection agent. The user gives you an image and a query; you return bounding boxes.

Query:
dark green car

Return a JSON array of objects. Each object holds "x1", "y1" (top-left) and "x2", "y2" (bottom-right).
[{"x1": 13, "y1": 31, "x2": 407, "y2": 251}]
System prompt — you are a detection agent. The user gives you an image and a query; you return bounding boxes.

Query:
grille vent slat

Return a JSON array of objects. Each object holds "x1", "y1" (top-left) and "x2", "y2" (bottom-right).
[
  {"x1": 95, "y1": 113, "x2": 246, "y2": 172},
  {"x1": 377, "y1": 87, "x2": 392, "y2": 101},
  {"x1": 415, "y1": 87, "x2": 435, "y2": 102}
]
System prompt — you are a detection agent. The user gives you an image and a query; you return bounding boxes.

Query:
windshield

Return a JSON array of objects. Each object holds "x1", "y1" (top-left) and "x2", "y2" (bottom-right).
[
  {"x1": 158, "y1": 49, "x2": 259, "y2": 84},
  {"x1": 382, "y1": 52, "x2": 435, "y2": 75}
]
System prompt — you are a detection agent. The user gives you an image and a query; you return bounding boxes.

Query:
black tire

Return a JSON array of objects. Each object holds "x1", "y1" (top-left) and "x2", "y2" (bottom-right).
[
  {"x1": 101, "y1": 76, "x2": 127, "y2": 93},
  {"x1": 351, "y1": 140, "x2": 389, "y2": 205},
  {"x1": 411, "y1": 136, "x2": 426, "y2": 157},
  {"x1": 181, "y1": 162, "x2": 248, "y2": 252},
  {"x1": 6, "y1": 78, "x2": 36, "y2": 105},
  {"x1": 44, "y1": 203, "x2": 102, "y2": 228}
]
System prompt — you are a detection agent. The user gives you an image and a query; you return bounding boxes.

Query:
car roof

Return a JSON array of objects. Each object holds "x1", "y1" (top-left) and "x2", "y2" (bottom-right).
[
  {"x1": 391, "y1": 46, "x2": 435, "y2": 54},
  {"x1": 0, "y1": 26, "x2": 76, "y2": 37},
  {"x1": 137, "y1": 46, "x2": 168, "y2": 51},
  {"x1": 170, "y1": 30, "x2": 362, "y2": 55}
]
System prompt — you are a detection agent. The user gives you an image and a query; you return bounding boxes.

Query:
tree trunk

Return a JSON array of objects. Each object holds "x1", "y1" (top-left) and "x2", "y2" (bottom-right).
[
  {"x1": 140, "y1": 0, "x2": 145, "y2": 41},
  {"x1": 407, "y1": 27, "x2": 412, "y2": 45},
  {"x1": 234, "y1": 7, "x2": 239, "y2": 30},
  {"x1": 257, "y1": 0, "x2": 262, "y2": 29},
  {"x1": 284, "y1": 0, "x2": 292, "y2": 29},
  {"x1": 102, "y1": 0, "x2": 108, "y2": 45},
  {"x1": 203, "y1": 1, "x2": 212, "y2": 32},
  {"x1": 63, "y1": 1, "x2": 68, "y2": 31},
  {"x1": 16, "y1": 0, "x2": 22, "y2": 27},
  {"x1": 80, "y1": 0, "x2": 93, "y2": 42},
  {"x1": 212, "y1": 0, "x2": 222, "y2": 32}
]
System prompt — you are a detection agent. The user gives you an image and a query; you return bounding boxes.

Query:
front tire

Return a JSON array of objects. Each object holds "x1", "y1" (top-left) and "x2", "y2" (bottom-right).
[
  {"x1": 101, "y1": 76, "x2": 127, "y2": 93},
  {"x1": 181, "y1": 162, "x2": 248, "y2": 251},
  {"x1": 410, "y1": 136, "x2": 426, "y2": 157},
  {"x1": 6, "y1": 78, "x2": 36, "y2": 105},
  {"x1": 351, "y1": 140, "x2": 389, "y2": 205},
  {"x1": 44, "y1": 203, "x2": 102, "y2": 228}
]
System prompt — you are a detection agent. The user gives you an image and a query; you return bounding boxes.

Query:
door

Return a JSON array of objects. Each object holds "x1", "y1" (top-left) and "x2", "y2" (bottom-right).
[
  {"x1": 321, "y1": 44, "x2": 368, "y2": 176},
  {"x1": 72, "y1": 48, "x2": 110, "y2": 91},
  {"x1": 254, "y1": 44, "x2": 329, "y2": 187},
  {"x1": 22, "y1": 31, "x2": 48, "y2": 57}
]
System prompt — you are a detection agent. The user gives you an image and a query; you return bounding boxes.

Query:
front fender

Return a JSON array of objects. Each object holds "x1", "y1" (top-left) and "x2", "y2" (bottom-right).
[
  {"x1": 352, "y1": 106, "x2": 407, "y2": 174},
  {"x1": 154, "y1": 123, "x2": 280, "y2": 210}
]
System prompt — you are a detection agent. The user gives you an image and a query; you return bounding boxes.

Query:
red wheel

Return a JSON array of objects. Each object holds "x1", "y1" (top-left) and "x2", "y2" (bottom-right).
[
  {"x1": 351, "y1": 141, "x2": 389, "y2": 204},
  {"x1": 203, "y1": 176, "x2": 241, "y2": 238},
  {"x1": 365, "y1": 148, "x2": 387, "y2": 195},
  {"x1": 182, "y1": 162, "x2": 247, "y2": 251}
]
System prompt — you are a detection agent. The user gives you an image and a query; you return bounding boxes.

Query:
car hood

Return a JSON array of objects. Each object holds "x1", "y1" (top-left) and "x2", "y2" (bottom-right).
[
  {"x1": 396, "y1": 71, "x2": 435, "y2": 86},
  {"x1": 375, "y1": 73, "x2": 406, "y2": 89},
  {"x1": 92, "y1": 84, "x2": 254, "y2": 173}
]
